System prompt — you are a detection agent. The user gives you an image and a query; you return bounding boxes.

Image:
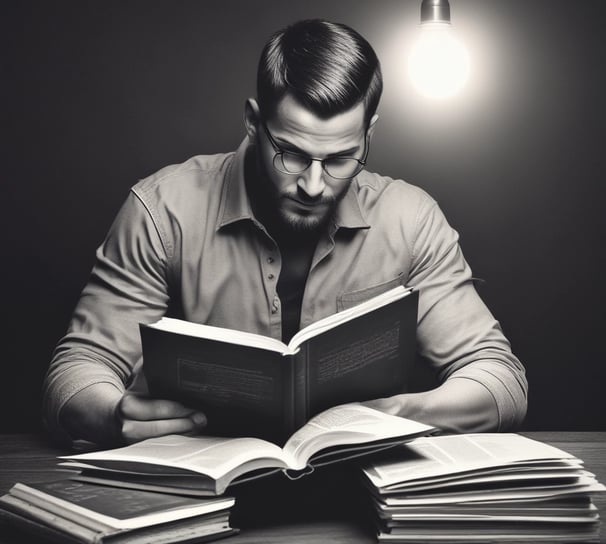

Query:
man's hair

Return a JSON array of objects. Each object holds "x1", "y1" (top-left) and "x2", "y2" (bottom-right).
[{"x1": 257, "y1": 19, "x2": 382, "y2": 126}]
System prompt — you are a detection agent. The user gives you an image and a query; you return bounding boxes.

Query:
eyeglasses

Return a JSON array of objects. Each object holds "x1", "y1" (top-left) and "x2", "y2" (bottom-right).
[{"x1": 261, "y1": 122, "x2": 369, "y2": 180}]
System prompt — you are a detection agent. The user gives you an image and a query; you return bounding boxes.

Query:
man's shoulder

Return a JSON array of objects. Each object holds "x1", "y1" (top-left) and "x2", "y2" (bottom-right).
[
  {"x1": 355, "y1": 169, "x2": 437, "y2": 215},
  {"x1": 131, "y1": 151, "x2": 235, "y2": 202},
  {"x1": 122, "y1": 151, "x2": 238, "y2": 242}
]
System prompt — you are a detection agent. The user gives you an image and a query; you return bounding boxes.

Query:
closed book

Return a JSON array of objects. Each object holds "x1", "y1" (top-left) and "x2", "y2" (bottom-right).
[{"x1": 0, "y1": 479, "x2": 237, "y2": 543}]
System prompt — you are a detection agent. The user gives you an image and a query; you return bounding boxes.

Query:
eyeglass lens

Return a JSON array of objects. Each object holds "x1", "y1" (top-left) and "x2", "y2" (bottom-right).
[{"x1": 276, "y1": 152, "x2": 363, "y2": 179}]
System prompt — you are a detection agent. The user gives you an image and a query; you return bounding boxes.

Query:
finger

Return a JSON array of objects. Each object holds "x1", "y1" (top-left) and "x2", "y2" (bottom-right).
[
  {"x1": 119, "y1": 393, "x2": 198, "y2": 421},
  {"x1": 121, "y1": 416, "x2": 205, "y2": 444}
]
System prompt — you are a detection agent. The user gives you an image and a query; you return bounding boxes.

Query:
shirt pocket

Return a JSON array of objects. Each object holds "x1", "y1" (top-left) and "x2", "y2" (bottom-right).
[{"x1": 337, "y1": 274, "x2": 405, "y2": 312}]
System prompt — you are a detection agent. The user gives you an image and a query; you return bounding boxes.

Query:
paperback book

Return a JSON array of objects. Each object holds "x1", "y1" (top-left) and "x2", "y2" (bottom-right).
[
  {"x1": 361, "y1": 433, "x2": 606, "y2": 543},
  {"x1": 59, "y1": 403, "x2": 436, "y2": 496}
]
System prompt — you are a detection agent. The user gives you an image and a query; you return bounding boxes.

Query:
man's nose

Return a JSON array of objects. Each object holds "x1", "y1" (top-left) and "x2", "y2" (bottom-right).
[{"x1": 297, "y1": 160, "x2": 326, "y2": 200}]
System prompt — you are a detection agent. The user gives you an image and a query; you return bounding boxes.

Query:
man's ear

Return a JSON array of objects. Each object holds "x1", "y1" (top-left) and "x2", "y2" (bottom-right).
[
  {"x1": 244, "y1": 98, "x2": 261, "y2": 141},
  {"x1": 367, "y1": 113, "x2": 379, "y2": 140}
]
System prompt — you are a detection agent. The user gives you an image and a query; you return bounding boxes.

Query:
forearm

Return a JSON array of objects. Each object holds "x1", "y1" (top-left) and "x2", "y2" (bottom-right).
[
  {"x1": 406, "y1": 198, "x2": 528, "y2": 431},
  {"x1": 367, "y1": 378, "x2": 500, "y2": 433}
]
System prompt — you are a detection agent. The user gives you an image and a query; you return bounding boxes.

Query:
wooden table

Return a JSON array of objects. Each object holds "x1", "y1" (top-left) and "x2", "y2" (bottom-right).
[{"x1": 0, "y1": 432, "x2": 604, "y2": 543}]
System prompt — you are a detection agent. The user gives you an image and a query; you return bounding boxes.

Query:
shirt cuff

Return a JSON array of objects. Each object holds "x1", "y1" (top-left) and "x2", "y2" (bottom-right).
[
  {"x1": 42, "y1": 363, "x2": 125, "y2": 448},
  {"x1": 447, "y1": 362, "x2": 528, "y2": 431}
]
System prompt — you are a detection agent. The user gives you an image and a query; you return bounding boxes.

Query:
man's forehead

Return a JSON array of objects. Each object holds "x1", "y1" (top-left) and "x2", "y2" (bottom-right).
[{"x1": 268, "y1": 94, "x2": 367, "y2": 151}]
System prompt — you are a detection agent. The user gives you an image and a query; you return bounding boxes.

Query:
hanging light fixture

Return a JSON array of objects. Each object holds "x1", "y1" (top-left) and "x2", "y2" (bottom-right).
[
  {"x1": 420, "y1": 0, "x2": 451, "y2": 23},
  {"x1": 408, "y1": 0, "x2": 470, "y2": 99}
]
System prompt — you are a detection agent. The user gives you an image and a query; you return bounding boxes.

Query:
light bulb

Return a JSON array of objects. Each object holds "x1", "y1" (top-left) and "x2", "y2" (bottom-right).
[{"x1": 408, "y1": 21, "x2": 470, "y2": 99}]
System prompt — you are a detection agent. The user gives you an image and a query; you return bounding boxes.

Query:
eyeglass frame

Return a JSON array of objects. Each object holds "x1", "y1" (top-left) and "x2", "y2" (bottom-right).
[{"x1": 260, "y1": 120, "x2": 370, "y2": 180}]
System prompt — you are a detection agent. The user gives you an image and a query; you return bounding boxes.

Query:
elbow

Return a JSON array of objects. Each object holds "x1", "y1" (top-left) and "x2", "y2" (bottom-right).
[
  {"x1": 510, "y1": 389, "x2": 528, "y2": 432},
  {"x1": 498, "y1": 375, "x2": 529, "y2": 432}
]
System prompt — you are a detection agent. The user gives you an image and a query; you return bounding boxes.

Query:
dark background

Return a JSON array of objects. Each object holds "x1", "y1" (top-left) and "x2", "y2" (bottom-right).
[{"x1": 2, "y1": 0, "x2": 605, "y2": 433}]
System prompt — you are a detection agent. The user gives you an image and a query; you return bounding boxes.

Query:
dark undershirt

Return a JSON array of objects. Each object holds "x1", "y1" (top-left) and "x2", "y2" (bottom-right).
[{"x1": 273, "y1": 231, "x2": 320, "y2": 343}]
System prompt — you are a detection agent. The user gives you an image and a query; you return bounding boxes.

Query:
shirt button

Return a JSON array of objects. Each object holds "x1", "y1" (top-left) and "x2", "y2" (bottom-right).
[
  {"x1": 267, "y1": 257, "x2": 274, "y2": 264},
  {"x1": 268, "y1": 273, "x2": 275, "y2": 280}
]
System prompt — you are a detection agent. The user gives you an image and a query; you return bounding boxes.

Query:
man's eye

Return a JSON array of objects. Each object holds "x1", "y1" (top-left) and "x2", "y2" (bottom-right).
[
  {"x1": 282, "y1": 152, "x2": 310, "y2": 167},
  {"x1": 326, "y1": 157, "x2": 355, "y2": 166}
]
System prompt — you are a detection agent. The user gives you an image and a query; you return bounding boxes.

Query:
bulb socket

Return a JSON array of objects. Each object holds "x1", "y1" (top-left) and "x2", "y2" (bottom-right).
[{"x1": 420, "y1": 0, "x2": 451, "y2": 23}]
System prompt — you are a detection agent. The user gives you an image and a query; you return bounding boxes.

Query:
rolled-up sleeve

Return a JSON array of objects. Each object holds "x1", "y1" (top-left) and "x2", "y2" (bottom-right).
[
  {"x1": 42, "y1": 190, "x2": 170, "y2": 443},
  {"x1": 407, "y1": 198, "x2": 528, "y2": 430}
]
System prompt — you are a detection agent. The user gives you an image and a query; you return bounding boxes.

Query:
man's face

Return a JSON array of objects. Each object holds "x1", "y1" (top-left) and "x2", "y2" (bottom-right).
[{"x1": 248, "y1": 94, "x2": 372, "y2": 233}]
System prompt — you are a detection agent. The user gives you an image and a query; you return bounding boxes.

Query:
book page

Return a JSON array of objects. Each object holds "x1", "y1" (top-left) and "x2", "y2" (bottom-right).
[
  {"x1": 282, "y1": 403, "x2": 434, "y2": 469},
  {"x1": 382, "y1": 476, "x2": 606, "y2": 505},
  {"x1": 385, "y1": 462, "x2": 586, "y2": 492},
  {"x1": 384, "y1": 468, "x2": 592, "y2": 494},
  {"x1": 362, "y1": 434, "x2": 581, "y2": 489},
  {"x1": 377, "y1": 498, "x2": 598, "y2": 516},
  {"x1": 61, "y1": 434, "x2": 289, "y2": 481},
  {"x1": 147, "y1": 318, "x2": 289, "y2": 353},
  {"x1": 146, "y1": 286, "x2": 411, "y2": 355},
  {"x1": 287, "y1": 286, "x2": 412, "y2": 352}
]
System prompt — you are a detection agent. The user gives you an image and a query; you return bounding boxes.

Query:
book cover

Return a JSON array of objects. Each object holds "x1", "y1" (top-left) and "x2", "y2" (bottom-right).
[
  {"x1": 9, "y1": 480, "x2": 234, "y2": 529},
  {"x1": 0, "y1": 479, "x2": 238, "y2": 544}
]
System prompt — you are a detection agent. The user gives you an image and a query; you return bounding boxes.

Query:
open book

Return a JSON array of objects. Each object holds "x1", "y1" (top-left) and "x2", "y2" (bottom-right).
[
  {"x1": 141, "y1": 285, "x2": 418, "y2": 444},
  {"x1": 59, "y1": 404, "x2": 436, "y2": 496}
]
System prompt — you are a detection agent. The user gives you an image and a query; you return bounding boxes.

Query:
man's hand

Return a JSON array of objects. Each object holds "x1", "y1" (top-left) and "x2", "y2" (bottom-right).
[
  {"x1": 58, "y1": 383, "x2": 207, "y2": 447},
  {"x1": 117, "y1": 391, "x2": 207, "y2": 445}
]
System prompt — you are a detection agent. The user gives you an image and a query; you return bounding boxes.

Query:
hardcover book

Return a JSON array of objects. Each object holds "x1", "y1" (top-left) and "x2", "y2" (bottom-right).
[
  {"x1": 0, "y1": 479, "x2": 237, "y2": 544},
  {"x1": 141, "y1": 285, "x2": 418, "y2": 444}
]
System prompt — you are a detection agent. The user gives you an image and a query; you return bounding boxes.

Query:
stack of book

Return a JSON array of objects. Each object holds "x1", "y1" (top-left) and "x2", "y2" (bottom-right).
[
  {"x1": 0, "y1": 404, "x2": 434, "y2": 543},
  {"x1": 0, "y1": 479, "x2": 238, "y2": 544},
  {"x1": 361, "y1": 433, "x2": 606, "y2": 543}
]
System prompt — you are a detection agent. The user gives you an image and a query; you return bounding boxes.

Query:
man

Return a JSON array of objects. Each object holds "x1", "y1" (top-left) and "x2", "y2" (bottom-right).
[{"x1": 43, "y1": 19, "x2": 527, "y2": 448}]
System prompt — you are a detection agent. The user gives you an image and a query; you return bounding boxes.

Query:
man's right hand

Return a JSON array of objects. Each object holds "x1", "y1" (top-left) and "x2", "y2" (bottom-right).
[
  {"x1": 58, "y1": 383, "x2": 207, "y2": 447},
  {"x1": 117, "y1": 391, "x2": 207, "y2": 445}
]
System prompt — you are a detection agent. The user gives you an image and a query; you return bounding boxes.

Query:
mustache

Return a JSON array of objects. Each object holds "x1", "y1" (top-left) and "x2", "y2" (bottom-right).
[{"x1": 282, "y1": 192, "x2": 336, "y2": 206}]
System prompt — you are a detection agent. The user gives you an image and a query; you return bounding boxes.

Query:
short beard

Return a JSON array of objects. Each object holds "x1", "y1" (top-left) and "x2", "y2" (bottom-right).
[
  {"x1": 247, "y1": 144, "x2": 341, "y2": 236},
  {"x1": 274, "y1": 197, "x2": 337, "y2": 234}
]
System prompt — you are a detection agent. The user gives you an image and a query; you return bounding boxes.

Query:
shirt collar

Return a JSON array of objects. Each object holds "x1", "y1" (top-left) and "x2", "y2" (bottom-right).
[
  {"x1": 218, "y1": 138, "x2": 369, "y2": 231},
  {"x1": 334, "y1": 180, "x2": 370, "y2": 230},
  {"x1": 218, "y1": 139, "x2": 255, "y2": 229}
]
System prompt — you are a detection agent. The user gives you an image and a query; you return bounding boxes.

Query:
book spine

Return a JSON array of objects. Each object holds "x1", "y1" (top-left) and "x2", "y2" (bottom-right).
[
  {"x1": 293, "y1": 345, "x2": 309, "y2": 430},
  {"x1": 10, "y1": 487, "x2": 116, "y2": 534},
  {"x1": 0, "y1": 494, "x2": 98, "y2": 543},
  {"x1": 283, "y1": 355, "x2": 296, "y2": 440}
]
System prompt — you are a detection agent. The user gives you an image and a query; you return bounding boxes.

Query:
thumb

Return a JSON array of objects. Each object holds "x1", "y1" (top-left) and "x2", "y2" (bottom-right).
[{"x1": 189, "y1": 412, "x2": 207, "y2": 428}]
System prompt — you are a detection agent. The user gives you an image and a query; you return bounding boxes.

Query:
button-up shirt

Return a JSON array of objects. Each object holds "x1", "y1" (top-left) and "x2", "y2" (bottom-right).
[{"x1": 43, "y1": 139, "x2": 528, "y2": 442}]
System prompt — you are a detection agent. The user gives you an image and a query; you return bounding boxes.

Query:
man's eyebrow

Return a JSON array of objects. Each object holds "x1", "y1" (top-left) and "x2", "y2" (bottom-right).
[{"x1": 273, "y1": 135, "x2": 361, "y2": 157}]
